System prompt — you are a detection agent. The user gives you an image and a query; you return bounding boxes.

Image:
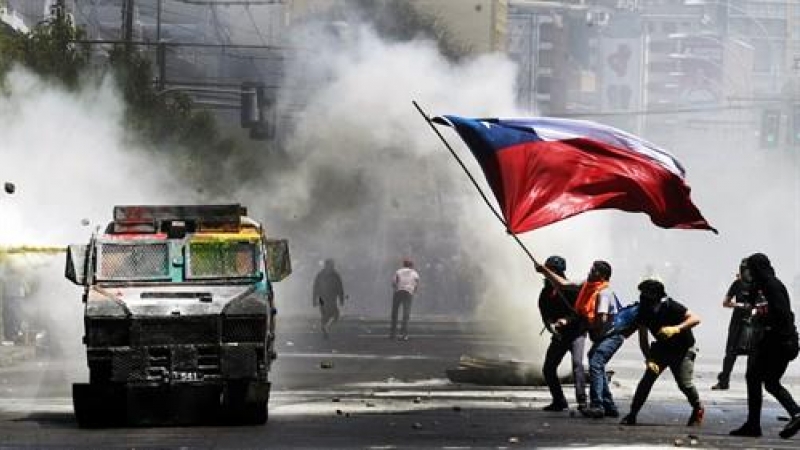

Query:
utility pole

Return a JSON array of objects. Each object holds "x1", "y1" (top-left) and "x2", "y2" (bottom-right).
[
  {"x1": 156, "y1": 0, "x2": 165, "y2": 90},
  {"x1": 122, "y1": 0, "x2": 134, "y2": 55}
]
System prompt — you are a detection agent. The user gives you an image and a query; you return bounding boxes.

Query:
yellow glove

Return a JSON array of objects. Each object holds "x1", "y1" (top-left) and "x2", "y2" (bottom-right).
[
  {"x1": 657, "y1": 326, "x2": 681, "y2": 339},
  {"x1": 646, "y1": 360, "x2": 661, "y2": 375}
]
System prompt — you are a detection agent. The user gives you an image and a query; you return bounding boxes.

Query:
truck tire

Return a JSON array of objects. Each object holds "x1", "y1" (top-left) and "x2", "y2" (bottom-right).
[
  {"x1": 222, "y1": 381, "x2": 269, "y2": 425},
  {"x1": 72, "y1": 383, "x2": 125, "y2": 428}
]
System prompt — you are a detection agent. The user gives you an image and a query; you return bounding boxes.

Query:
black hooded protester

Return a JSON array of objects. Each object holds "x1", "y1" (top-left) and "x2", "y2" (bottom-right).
[
  {"x1": 621, "y1": 279, "x2": 703, "y2": 427},
  {"x1": 312, "y1": 258, "x2": 345, "y2": 339},
  {"x1": 537, "y1": 256, "x2": 587, "y2": 412},
  {"x1": 730, "y1": 253, "x2": 800, "y2": 439},
  {"x1": 712, "y1": 259, "x2": 755, "y2": 390}
]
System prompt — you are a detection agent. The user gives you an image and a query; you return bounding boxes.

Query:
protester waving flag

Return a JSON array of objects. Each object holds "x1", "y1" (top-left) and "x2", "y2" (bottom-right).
[{"x1": 432, "y1": 115, "x2": 717, "y2": 234}]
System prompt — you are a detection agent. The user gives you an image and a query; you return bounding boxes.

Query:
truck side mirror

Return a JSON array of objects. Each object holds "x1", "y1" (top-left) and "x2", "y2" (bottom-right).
[
  {"x1": 65, "y1": 244, "x2": 88, "y2": 285},
  {"x1": 264, "y1": 238, "x2": 291, "y2": 282}
]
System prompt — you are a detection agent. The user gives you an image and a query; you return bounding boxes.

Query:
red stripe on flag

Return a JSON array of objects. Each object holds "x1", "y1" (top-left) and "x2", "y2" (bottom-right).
[{"x1": 493, "y1": 137, "x2": 716, "y2": 233}]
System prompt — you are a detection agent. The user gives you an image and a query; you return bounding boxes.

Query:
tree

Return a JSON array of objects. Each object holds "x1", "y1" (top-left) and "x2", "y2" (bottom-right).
[
  {"x1": 0, "y1": 7, "x2": 89, "y2": 89},
  {"x1": 0, "y1": 8, "x2": 268, "y2": 197}
]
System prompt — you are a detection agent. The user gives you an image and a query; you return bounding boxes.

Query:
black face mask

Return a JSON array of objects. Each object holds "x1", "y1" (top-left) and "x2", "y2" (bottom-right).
[{"x1": 640, "y1": 292, "x2": 660, "y2": 307}]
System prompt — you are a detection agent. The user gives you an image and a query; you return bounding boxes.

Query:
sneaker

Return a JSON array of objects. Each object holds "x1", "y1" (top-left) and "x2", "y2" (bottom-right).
[
  {"x1": 779, "y1": 414, "x2": 800, "y2": 439},
  {"x1": 542, "y1": 402, "x2": 568, "y2": 412},
  {"x1": 620, "y1": 414, "x2": 637, "y2": 426},
  {"x1": 577, "y1": 402, "x2": 588, "y2": 413},
  {"x1": 399, "y1": 334, "x2": 409, "y2": 341},
  {"x1": 580, "y1": 406, "x2": 605, "y2": 419},
  {"x1": 730, "y1": 423, "x2": 762, "y2": 437},
  {"x1": 711, "y1": 382, "x2": 729, "y2": 391},
  {"x1": 605, "y1": 408, "x2": 620, "y2": 418},
  {"x1": 687, "y1": 406, "x2": 704, "y2": 426}
]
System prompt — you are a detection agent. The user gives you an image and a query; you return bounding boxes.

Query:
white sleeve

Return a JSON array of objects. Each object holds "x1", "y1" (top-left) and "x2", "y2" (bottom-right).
[{"x1": 596, "y1": 289, "x2": 613, "y2": 315}]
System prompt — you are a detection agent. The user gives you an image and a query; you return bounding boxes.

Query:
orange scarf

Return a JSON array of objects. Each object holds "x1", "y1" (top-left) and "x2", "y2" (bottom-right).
[{"x1": 575, "y1": 280, "x2": 609, "y2": 324}]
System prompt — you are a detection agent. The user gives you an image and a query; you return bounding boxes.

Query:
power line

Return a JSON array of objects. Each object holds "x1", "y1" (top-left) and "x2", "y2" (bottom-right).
[{"x1": 175, "y1": 1, "x2": 283, "y2": 5}]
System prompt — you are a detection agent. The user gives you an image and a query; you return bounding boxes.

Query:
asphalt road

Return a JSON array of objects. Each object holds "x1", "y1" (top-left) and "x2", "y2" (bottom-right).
[{"x1": 0, "y1": 316, "x2": 799, "y2": 449}]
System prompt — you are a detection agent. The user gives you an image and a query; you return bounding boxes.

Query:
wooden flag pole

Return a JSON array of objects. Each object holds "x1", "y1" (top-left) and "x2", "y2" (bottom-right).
[{"x1": 412, "y1": 100, "x2": 539, "y2": 266}]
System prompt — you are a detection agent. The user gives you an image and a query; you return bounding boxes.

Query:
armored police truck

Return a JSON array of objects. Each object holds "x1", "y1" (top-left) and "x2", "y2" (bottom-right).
[{"x1": 65, "y1": 205, "x2": 290, "y2": 427}]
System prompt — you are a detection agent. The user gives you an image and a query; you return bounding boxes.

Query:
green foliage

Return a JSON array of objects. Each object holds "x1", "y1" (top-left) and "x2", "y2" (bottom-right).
[{"x1": 0, "y1": 9, "x2": 89, "y2": 88}]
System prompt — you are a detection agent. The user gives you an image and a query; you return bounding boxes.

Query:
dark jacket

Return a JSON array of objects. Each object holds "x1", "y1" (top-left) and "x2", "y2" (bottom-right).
[
  {"x1": 638, "y1": 296, "x2": 696, "y2": 359},
  {"x1": 538, "y1": 283, "x2": 583, "y2": 338},
  {"x1": 746, "y1": 254, "x2": 797, "y2": 339}
]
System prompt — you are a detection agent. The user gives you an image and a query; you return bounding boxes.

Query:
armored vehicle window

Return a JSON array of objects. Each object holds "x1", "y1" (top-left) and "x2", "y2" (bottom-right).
[
  {"x1": 187, "y1": 241, "x2": 259, "y2": 279},
  {"x1": 98, "y1": 242, "x2": 170, "y2": 281}
]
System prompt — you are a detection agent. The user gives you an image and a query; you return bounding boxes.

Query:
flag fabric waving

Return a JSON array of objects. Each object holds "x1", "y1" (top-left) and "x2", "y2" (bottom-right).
[{"x1": 434, "y1": 115, "x2": 716, "y2": 234}]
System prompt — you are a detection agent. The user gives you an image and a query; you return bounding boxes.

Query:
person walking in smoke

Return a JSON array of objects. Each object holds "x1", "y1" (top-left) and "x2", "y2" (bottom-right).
[
  {"x1": 312, "y1": 258, "x2": 345, "y2": 339},
  {"x1": 390, "y1": 258, "x2": 420, "y2": 340},
  {"x1": 730, "y1": 253, "x2": 800, "y2": 439},
  {"x1": 536, "y1": 259, "x2": 625, "y2": 419},
  {"x1": 620, "y1": 279, "x2": 704, "y2": 427},
  {"x1": 536, "y1": 255, "x2": 587, "y2": 412},
  {"x1": 712, "y1": 259, "x2": 754, "y2": 391}
]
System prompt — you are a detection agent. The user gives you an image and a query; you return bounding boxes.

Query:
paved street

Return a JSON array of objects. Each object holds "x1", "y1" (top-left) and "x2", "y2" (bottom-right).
[{"x1": 0, "y1": 317, "x2": 798, "y2": 449}]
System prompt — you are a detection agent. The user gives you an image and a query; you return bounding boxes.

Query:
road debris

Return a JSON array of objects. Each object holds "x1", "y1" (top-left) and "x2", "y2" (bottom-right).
[{"x1": 446, "y1": 355, "x2": 568, "y2": 386}]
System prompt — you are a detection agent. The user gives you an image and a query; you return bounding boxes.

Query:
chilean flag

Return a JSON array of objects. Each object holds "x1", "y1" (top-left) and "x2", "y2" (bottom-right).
[{"x1": 434, "y1": 115, "x2": 717, "y2": 234}]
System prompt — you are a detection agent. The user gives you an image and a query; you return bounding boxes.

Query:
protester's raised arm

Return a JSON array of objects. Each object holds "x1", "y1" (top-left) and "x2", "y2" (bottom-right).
[{"x1": 534, "y1": 261, "x2": 572, "y2": 288}]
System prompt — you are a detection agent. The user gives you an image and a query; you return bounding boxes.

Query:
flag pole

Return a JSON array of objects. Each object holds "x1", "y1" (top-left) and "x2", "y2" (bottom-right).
[{"x1": 412, "y1": 100, "x2": 539, "y2": 266}]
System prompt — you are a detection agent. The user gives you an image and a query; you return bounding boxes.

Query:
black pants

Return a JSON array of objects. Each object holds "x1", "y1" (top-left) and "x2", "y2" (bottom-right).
[
  {"x1": 718, "y1": 315, "x2": 747, "y2": 385},
  {"x1": 745, "y1": 339, "x2": 800, "y2": 427},
  {"x1": 717, "y1": 351, "x2": 739, "y2": 385},
  {"x1": 542, "y1": 333, "x2": 587, "y2": 406},
  {"x1": 629, "y1": 348, "x2": 700, "y2": 416},
  {"x1": 390, "y1": 290, "x2": 413, "y2": 336},
  {"x1": 319, "y1": 300, "x2": 340, "y2": 332}
]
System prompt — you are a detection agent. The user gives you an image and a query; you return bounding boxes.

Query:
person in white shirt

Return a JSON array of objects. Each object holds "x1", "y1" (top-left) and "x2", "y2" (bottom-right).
[{"x1": 390, "y1": 258, "x2": 420, "y2": 340}]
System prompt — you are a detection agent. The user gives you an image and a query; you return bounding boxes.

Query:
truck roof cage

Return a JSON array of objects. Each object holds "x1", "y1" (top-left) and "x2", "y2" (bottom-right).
[{"x1": 111, "y1": 205, "x2": 247, "y2": 234}]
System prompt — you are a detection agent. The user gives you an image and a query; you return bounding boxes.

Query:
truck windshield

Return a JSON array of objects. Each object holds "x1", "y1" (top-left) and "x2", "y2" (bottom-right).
[
  {"x1": 97, "y1": 242, "x2": 171, "y2": 281},
  {"x1": 187, "y1": 240, "x2": 260, "y2": 280}
]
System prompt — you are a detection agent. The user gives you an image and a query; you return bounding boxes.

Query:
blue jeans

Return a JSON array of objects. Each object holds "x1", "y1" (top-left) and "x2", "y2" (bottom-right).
[{"x1": 587, "y1": 333, "x2": 625, "y2": 411}]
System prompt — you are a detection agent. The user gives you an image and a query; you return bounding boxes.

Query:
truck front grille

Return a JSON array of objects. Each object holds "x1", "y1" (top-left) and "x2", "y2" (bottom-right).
[{"x1": 132, "y1": 318, "x2": 219, "y2": 345}]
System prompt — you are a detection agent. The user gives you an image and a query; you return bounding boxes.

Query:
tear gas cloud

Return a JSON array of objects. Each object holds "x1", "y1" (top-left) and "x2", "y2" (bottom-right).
[
  {"x1": 0, "y1": 68, "x2": 199, "y2": 379},
  {"x1": 234, "y1": 14, "x2": 800, "y2": 362},
  {"x1": 227, "y1": 20, "x2": 618, "y2": 360}
]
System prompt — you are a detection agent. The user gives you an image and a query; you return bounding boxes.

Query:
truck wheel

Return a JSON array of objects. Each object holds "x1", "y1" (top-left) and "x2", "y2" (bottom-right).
[
  {"x1": 73, "y1": 383, "x2": 124, "y2": 428},
  {"x1": 223, "y1": 382, "x2": 269, "y2": 425}
]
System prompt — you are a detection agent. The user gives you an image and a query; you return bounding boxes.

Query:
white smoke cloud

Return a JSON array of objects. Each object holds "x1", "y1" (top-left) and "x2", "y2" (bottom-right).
[
  {"x1": 0, "y1": 66, "x2": 196, "y2": 380},
  {"x1": 227, "y1": 22, "x2": 620, "y2": 362}
]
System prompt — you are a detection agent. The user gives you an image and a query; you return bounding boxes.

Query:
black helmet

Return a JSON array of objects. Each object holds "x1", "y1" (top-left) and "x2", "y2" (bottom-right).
[{"x1": 545, "y1": 255, "x2": 567, "y2": 275}]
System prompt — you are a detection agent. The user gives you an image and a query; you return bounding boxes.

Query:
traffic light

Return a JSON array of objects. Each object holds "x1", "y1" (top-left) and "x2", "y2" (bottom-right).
[
  {"x1": 240, "y1": 82, "x2": 260, "y2": 129},
  {"x1": 792, "y1": 104, "x2": 800, "y2": 146},
  {"x1": 760, "y1": 109, "x2": 780, "y2": 149},
  {"x1": 240, "y1": 82, "x2": 275, "y2": 140}
]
